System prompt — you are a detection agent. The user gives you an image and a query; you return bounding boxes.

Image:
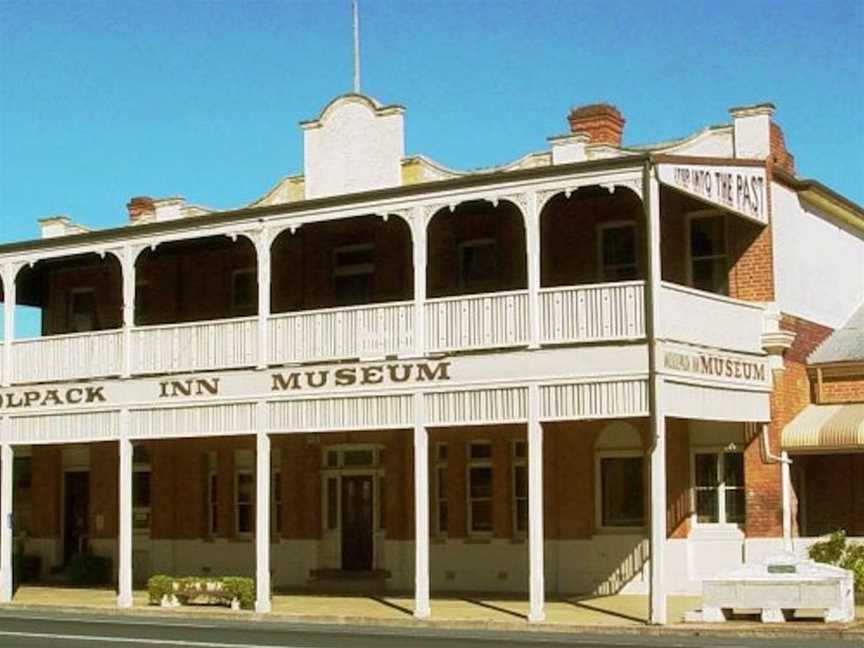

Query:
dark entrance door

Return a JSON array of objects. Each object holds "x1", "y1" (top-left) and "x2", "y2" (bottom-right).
[
  {"x1": 341, "y1": 475, "x2": 373, "y2": 571},
  {"x1": 64, "y1": 471, "x2": 89, "y2": 564}
]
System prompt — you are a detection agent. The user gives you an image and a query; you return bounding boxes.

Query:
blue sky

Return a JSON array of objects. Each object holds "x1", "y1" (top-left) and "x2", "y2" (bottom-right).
[{"x1": 1, "y1": 0, "x2": 862, "y2": 247}]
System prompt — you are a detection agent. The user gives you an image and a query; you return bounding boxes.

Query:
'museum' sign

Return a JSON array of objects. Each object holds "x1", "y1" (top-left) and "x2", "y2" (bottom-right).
[
  {"x1": 657, "y1": 162, "x2": 768, "y2": 224},
  {"x1": 661, "y1": 344, "x2": 770, "y2": 388}
]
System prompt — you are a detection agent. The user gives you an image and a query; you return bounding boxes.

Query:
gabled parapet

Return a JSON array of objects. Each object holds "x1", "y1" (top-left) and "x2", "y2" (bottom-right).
[{"x1": 301, "y1": 94, "x2": 405, "y2": 200}]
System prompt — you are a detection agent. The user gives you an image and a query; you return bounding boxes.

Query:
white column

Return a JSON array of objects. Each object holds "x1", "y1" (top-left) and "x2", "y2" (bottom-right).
[
  {"x1": 2, "y1": 264, "x2": 17, "y2": 387},
  {"x1": 117, "y1": 412, "x2": 133, "y2": 608},
  {"x1": 412, "y1": 210, "x2": 427, "y2": 358},
  {"x1": 645, "y1": 168, "x2": 667, "y2": 625},
  {"x1": 413, "y1": 392, "x2": 430, "y2": 618},
  {"x1": 525, "y1": 193, "x2": 541, "y2": 349},
  {"x1": 781, "y1": 450, "x2": 792, "y2": 552},
  {"x1": 256, "y1": 230, "x2": 272, "y2": 370},
  {"x1": 527, "y1": 383, "x2": 545, "y2": 623},
  {"x1": 255, "y1": 403, "x2": 271, "y2": 614},
  {"x1": 0, "y1": 442, "x2": 13, "y2": 603},
  {"x1": 121, "y1": 247, "x2": 136, "y2": 378}
]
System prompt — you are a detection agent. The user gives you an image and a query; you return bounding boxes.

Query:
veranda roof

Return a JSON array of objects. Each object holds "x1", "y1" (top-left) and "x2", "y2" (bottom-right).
[{"x1": 782, "y1": 403, "x2": 864, "y2": 453}]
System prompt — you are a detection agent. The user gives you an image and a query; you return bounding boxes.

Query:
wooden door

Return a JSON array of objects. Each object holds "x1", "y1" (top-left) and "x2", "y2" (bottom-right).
[
  {"x1": 341, "y1": 475, "x2": 373, "y2": 571},
  {"x1": 64, "y1": 471, "x2": 89, "y2": 564}
]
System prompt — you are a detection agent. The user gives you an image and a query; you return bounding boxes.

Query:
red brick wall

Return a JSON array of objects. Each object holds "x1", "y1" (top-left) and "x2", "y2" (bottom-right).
[
  {"x1": 795, "y1": 454, "x2": 864, "y2": 536},
  {"x1": 30, "y1": 445, "x2": 61, "y2": 538},
  {"x1": 666, "y1": 418, "x2": 691, "y2": 539},
  {"x1": 427, "y1": 203, "x2": 526, "y2": 298},
  {"x1": 745, "y1": 314, "x2": 833, "y2": 537},
  {"x1": 540, "y1": 188, "x2": 645, "y2": 287}
]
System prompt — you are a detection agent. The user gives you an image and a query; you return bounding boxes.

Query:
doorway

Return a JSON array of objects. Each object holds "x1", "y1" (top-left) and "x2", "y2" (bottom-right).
[
  {"x1": 341, "y1": 475, "x2": 374, "y2": 571},
  {"x1": 63, "y1": 471, "x2": 89, "y2": 564}
]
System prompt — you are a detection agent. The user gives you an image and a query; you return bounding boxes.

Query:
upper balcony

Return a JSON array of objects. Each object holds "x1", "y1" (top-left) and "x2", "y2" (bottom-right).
[{"x1": 0, "y1": 181, "x2": 770, "y2": 387}]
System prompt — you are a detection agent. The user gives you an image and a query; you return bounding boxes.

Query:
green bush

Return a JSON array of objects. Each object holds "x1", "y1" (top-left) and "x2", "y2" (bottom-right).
[
  {"x1": 222, "y1": 577, "x2": 255, "y2": 610},
  {"x1": 66, "y1": 552, "x2": 112, "y2": 586},
  {"x1": 808, "y1": 530, "x2": 864, "y2": 593},
  {"x1": 147, "y1": 575, "x2": 174, "y2": 605},
  {"x1": 146, "y1": 575, "x2": 255, "y2": 610}
]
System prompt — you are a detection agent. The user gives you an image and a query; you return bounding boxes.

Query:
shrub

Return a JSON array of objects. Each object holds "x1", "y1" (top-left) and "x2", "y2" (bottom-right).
[
  {"x1": 223, "y1": 577, "x2": 255, "y2": 610},
  {"x1": 808, "y1": 530, "x2": 864, "y2": 593},
  {"x1": 146, "y1": 575, "x2": 255, "y2": 610},
  {"x1": 66, "y1": 552, "x2": 112, "y2": 586},
  {"x1": 147, "y1": 575, "x2": 174, "y2": 605}
]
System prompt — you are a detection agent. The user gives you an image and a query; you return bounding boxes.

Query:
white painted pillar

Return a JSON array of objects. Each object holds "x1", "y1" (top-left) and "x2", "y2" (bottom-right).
[
  {"x1": 781, "y1": 450, "x2": 792, "y2": 552},
  {"x1": 413, "y1": 392, "x2": 431, "y2": 618},
  {"x1": 0, "y1": 442, "x2": 13, "y2": 602},
  {"x1": 117, "y1": 412, "x2": 133, "y2": 608},
  {"x1": 645, "y1": 168, "x2": 667, "y2": 625},
  {"x1": 2, "y1": 264, "x2": 17, "y2": 387},
  {"x1": 525, "y1": 192, "x2": 541, "y2": 349},
  {"x1": 412, "y1": 210, "x2": 427, "y2": 358},
  {"x1": 256, "y1": 230, "x2": 272, "y2": 370},
  {"x1": 121, "y1": 246, "x2": 136, "y2": 378},
  {"x1": 527, "y1": 383, "x2": 545, "y2": 622},
  {"x1": 255, "y1": 403, "x2": 271, "y2": 613}
]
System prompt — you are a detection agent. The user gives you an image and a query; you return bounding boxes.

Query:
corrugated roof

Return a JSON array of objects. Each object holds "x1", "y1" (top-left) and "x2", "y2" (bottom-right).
[
  {"x1": 809, "y1": 302, "x2": 864, "y2": 364},
  {"x1": 783, "y1": 403, "x2": 864, "y2": 452}
]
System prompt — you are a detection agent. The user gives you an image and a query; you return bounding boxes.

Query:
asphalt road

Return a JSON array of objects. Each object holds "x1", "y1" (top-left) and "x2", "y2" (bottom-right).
[{"x1": 0, "y1": 610, "x2": 853, "y2": 648}]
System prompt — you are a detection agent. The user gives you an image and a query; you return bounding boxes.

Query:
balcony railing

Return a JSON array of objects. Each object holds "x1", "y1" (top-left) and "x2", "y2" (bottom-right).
[
  {"x1": 425, "y1": 290, "x2": 530, "y2": 353},
  {"x1": 131, "y1": 317, "x2": 258, "y2": 375},
  {"x1": 12, "y1": 329, "x2": 123, "y2": 383},
  {"x1": 0, "y1": 280, "x2": 766, "y2": 386},
  {"x1": 540, "y1": 281, "x2": 645, "y2": 344},
  {"x1": 269, "y1": 301, "x2": 414, "y2": 364}
]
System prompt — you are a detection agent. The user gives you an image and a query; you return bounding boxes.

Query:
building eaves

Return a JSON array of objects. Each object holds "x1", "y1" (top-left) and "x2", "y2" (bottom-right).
[
  {"x1": 0, "y1": 154, "x2": 650, "y2": 257},
  {"x1": 809, "y1": 302, "x2": 864, "y2": 365}
]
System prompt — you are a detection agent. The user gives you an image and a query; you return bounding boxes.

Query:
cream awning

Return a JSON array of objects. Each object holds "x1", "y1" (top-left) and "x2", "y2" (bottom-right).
[{"x1": 783, "y1": 403, "x2": 864, "y2": 453}]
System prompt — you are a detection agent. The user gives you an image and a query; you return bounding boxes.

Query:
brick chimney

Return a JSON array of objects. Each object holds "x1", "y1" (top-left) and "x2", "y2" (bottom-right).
[
  {"x1": 127, "y1": 196, "x2": 156, "y2": 224},
  {"x1": 568, "y1": 103, "x2": 625, "y2": 147},
  {"x1": 769, "y1": 122, "x2": 795, "y2": 175}
]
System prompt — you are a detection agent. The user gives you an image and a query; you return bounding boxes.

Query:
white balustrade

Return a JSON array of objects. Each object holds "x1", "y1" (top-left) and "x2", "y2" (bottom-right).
[
  {"x1": 12, "y1": 329, "x2": 123, "y2": 383},
  {"x1": 269, "y1": 301, "x2": 414, "y2": 364},
  {"x1": 539, "y1": 281, "x2": 645, "y2": 344},
  {"x1": 131, "y1": 317, "x2": 258, "y2": 375},
  {"x1": 658, "y1": 282, "x2": 765, "y2": 353},
  {"x1": 425, "y1": 290, "x2": 530, "y2": 353}
]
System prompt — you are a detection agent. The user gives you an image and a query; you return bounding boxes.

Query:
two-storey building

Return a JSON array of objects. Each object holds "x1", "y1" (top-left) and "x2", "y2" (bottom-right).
[{"x1": 0, "y1": 94, "x2": 862, "y2": 624}]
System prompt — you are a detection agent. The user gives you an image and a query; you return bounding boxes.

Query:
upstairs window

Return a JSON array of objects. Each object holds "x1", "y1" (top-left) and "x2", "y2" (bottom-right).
[
  {"x1": 688, "y1": 213, "x2": 728, "y2": 295},
  {"x1": 333, "y1": 244, "x2": 374, "y2": 306},
  {"x1": 68, "y1": 287, "x2": 97, "y2": 332},
  {"x1": 459, "y1": 239, "x2": 497, "y2": 293},
  {"x1": 597, "y1": 222, "x2": 638, "y2": 281}
]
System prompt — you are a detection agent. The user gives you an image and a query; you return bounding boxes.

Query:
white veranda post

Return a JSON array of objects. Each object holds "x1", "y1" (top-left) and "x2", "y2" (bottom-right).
[
  {"x1": 255, "y1": 417, "x2": 272, "y2": 614},
  {"x1": 646, "y1": 168, "x2": 668, "y2": 625},
  {"x1": 527, "y1": 383, "x2": 545, "y2": 623},
  {"x1": 0, "y1": 443, "x2": 13, "y2": 603},
  {"x1": 118, "y1": 422, "x2": 133, "y2": 608},
  {"x1": 413, "y1": 392, "x2": 431, "y2": 618}
]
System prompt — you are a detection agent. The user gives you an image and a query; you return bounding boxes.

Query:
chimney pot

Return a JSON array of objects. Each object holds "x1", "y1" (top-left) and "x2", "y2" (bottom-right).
[{"x1": 568, "y1": 103, "x2": 626, "y2": 147}]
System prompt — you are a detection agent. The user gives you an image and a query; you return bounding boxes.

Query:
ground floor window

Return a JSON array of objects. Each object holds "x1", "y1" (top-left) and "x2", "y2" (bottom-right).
[
  {"x1": 598, "y1": 453, "x2": 644, "y2": 528},
  {"x1": 207, "y1": 452, "x2": 219, "y2": 536},
  {"x1": 467, "y1": 441, "x2": 493, "y2": 534},
  {"x1": 434, "y1": 443, "x2": 448, "y2": 536},
  {"x1": 693, "y1": 450, "x2": 744, "y2": 525},
  {"x1": 512, "y1": 440, "x2": 528, "y2": 535},
  {"x1": 235, "y1": 470, "x2": 254, "y2": 536}
]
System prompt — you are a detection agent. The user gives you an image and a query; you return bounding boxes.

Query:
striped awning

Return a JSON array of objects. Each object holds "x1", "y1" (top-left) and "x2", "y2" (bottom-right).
[{"x1": 782, "y1": 403, "x2": 864, "y2": 452}]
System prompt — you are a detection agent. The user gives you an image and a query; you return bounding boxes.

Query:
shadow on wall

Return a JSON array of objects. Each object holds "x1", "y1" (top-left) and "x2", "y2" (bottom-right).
[{"x1": 589, "y1": 536, "x2": 650, "y2": 596}]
